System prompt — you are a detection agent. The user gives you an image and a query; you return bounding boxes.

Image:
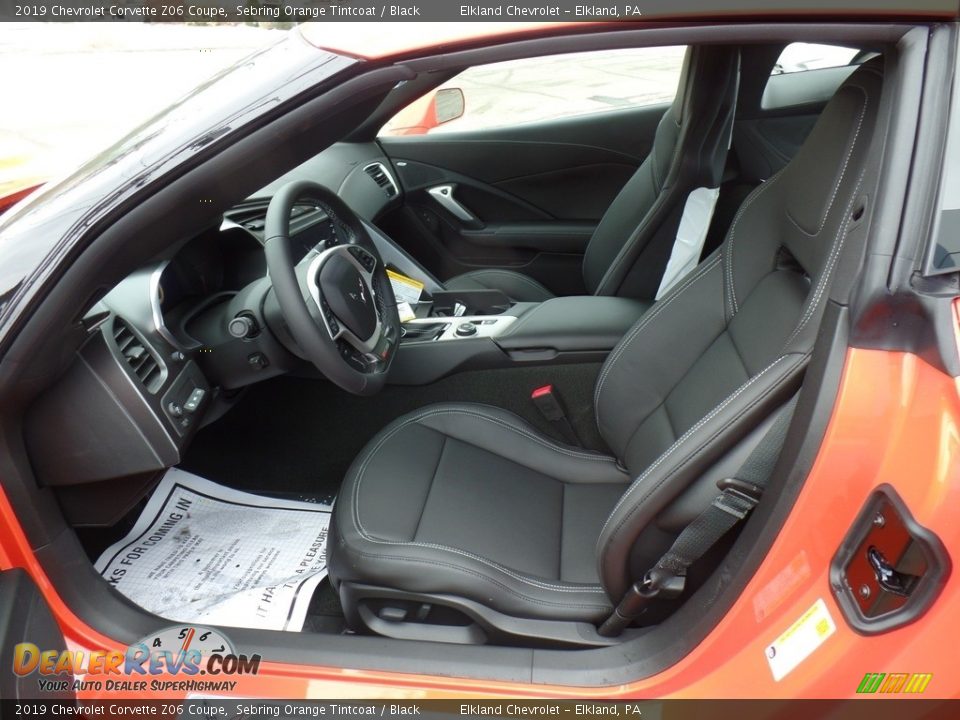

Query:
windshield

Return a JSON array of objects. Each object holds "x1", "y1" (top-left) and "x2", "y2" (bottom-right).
[
  {"x1": 1, "y1": 23, "x2": 293, "y2": 203},
  {"x1": 0, "y1": 25, "x2": 353, "y2": 335}
]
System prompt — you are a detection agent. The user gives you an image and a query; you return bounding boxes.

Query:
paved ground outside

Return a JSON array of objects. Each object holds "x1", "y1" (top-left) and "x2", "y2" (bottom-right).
[{"x1": 423, "y1": 45, "x2": 685, "y2": 134}]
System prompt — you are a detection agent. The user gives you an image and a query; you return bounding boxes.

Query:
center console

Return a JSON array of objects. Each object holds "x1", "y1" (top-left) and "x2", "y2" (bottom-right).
[{"x1": 389, "y1": 287, "x2": 650, "y2": 385}]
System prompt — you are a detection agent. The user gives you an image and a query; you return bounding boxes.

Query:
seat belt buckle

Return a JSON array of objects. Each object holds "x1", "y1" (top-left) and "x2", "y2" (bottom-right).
[
  {"x1": 531, "y1": 385, "x2": 581, "y2": 446},
  {"x1": 643, "y1": 567, "x2": 687, "y2": 599},
  {"x1": 597, "y1": 568, "x2": 686, "y2": 637}
]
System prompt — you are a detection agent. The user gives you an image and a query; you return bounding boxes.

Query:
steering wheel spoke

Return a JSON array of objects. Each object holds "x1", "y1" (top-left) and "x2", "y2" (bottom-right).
[
  {"x1": 306, "y1": 245, "x2": 382, "y2": 353},
  {"x1": 264, "y1": 180, "x2": 400, "y2": 396}
]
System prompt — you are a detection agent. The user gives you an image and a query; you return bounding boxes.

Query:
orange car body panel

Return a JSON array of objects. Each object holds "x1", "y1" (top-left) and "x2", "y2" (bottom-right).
[
  {"x1": 0, "y1": 183, "x2": 42, "y2": 213},
  {"x1": 1, "y1": 344, "x2": 957, "y2": 699}
]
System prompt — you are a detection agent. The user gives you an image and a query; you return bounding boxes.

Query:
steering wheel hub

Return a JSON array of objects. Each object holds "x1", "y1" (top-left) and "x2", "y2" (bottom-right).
[
  {"x1": 319, "y1": 254, "x2": 377, "y2": 341},
  {"x1": 264, "y1": 180, "x2": 400, "y2": 396}
]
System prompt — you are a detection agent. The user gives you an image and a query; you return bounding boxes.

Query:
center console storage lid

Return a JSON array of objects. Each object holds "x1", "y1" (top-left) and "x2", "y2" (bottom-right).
[{"x1": 495, "y1": 296, "x2": 650, "y2": 353}]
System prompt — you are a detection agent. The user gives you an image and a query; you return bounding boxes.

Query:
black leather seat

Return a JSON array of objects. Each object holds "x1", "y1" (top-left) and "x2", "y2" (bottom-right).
[
  {"x1": 330, "y1": 59, "x2": 884, "y2": 642},
  {"x1": 444, "y1": 45, "x2": 741, "y2": 303}
]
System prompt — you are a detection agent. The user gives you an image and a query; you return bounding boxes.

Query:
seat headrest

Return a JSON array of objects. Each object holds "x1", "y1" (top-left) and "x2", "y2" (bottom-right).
[
  {"x1": 670, "y1": 45, "x2": 741, "y2": 188},
  {"x1": 780, "y1": 57, "x2": 884, "y2": 274},
  {"x1": 671, "y1": 45, "x2": 740, "y2": 127}
]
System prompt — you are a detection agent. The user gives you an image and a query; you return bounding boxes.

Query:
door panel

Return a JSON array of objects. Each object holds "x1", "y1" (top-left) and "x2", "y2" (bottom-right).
[
  {"x1": 0, "y1": 568, "x2": 75, "y2": 701},
  {"x1": 379, "y1": 104, "x2": 668, "y2": 293}
]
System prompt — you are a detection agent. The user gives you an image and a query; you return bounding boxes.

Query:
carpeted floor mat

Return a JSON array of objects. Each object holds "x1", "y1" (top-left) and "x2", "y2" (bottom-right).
[{"x1": 180, "y1": 363, "x2": 607, "y2": 498}]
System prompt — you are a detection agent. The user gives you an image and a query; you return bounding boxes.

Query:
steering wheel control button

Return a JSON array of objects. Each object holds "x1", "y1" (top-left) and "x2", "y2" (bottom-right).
[
  {"x1": 314, "y1": 294, "x2": 340, "y2": 335},
  {"x1": 455, "y1": 322, "x2": 478, "y2": 337},
  {"x1": 348, "y1": 246, "x2": 376, "y2": 272},
  {"x1": 320, "y1": 255, "x2": 377, "y2": 341}
]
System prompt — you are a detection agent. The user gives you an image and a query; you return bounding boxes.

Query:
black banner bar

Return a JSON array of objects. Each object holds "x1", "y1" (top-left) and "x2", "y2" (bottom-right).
[
  {"x1": 3, "y1": 700, "x2": 960, "y2": 720},
  {"x1": 0, "y1": 0, "x2": 956, "y2": 23}
]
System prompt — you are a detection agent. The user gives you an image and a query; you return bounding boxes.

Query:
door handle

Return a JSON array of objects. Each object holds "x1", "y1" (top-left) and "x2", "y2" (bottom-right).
[{"x1": 427, "y1": 184, "x2": 477, "y2": 223}]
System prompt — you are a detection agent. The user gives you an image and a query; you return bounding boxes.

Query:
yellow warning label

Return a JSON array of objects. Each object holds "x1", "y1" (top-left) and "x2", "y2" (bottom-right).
[
  {"x1": 765, "y1": 597, "x2": 836, "y2": 681},
  {"x1": 386, "y1": 269, "x2": 424, "y2": 305}
]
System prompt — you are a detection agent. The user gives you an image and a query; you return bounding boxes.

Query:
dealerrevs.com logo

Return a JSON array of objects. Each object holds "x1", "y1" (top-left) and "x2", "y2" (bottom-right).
[{"x1": 13, "y1": 625, "x2": 260, "y2": 694}]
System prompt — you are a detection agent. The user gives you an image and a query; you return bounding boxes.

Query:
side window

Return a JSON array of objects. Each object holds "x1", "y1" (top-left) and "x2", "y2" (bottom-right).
[
  {"x1": 380, "y1": 46, "x2": 686, "y2": 137},
  {"x1": 771, "y1": 43, "x2": 861, "y2": 75},
  {"x1": 762, "y1": 43, "x2": 865, "y2": 110}
]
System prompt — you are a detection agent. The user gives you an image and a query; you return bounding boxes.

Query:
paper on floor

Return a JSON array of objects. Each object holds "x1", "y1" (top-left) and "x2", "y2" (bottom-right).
[{"x1": 94, "y1": 469, "x2": 332, "y2": 632}]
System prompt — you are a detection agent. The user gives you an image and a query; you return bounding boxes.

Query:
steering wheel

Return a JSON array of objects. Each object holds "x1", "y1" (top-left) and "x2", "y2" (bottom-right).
[{"x1": 264, "y1": 180, "x2": 400, "y2": 396}]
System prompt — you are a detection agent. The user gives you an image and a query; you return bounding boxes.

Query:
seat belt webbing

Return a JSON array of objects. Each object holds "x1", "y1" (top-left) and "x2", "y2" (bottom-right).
[{"x1": 598, "y1": 396, "x2": 798, "y2": 637}]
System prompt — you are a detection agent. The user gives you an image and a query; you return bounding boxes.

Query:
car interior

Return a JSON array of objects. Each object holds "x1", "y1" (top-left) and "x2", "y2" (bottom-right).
[{"x1": 0, "y1": 21, "x2": 943, "y2": 684}]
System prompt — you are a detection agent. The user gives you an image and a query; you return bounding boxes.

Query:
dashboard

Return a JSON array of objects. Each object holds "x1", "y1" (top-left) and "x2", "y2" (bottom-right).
[
  {"x1": 154, "y1": 200, "x2": 356, "y2": 349},
  {"x1": 23, "y1": 142, "x2": 439, "y2": 495}
]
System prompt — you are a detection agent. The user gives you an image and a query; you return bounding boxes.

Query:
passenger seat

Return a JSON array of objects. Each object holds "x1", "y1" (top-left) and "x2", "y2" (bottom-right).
[{"x1": 444, "y1": 45, "x2": 741, "y2": 303}]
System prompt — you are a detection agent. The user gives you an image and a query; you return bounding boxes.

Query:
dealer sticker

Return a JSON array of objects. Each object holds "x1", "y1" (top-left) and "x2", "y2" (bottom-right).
[
  {"x1": 386, "y1": 269, "x2": 424, "y2": 305},
  {"x1": 765, "y1": 597, "x2": 836, "y2": 681}
]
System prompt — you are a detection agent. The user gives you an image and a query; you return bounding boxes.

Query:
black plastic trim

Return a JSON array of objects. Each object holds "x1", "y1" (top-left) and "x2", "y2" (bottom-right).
[
  {"x1": 829, "y1": 484, "x2": 951, "y2": 635},
  {"x1": 0, "y1": 569, "x2": 75, "y2": 702}
]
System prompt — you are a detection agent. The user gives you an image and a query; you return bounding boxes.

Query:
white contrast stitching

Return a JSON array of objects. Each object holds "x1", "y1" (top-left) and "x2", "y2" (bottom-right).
[
  {"x1": 351, "y1": 405, "x2": 614, "y2": 593},
  {"x1": 724, "y1": 168, "x2": 788, "y2": 316},
  {"x1": 417, "y1": 409, "x2": 620, "y2": 462},
  {"x1": 650, "y1": 141, "x2": 661, "y2": 191},
  {"x1": 348, "y1": 550, "x2": 612, "y2": 610},
  {"x1": 596, "y1": 355, "x2": 791, "y2": 553},
  {"x1": 782, "y1": 170, "x2": 867, "y2": 352},
  {"x1": 786, "y1": 85, "x2": 867, "y2": 237},
  {"x1": 594, "y1": 128, "x2": 683, "y2": 296},
  {"x1": 780, "y1": 84, "x2": 872, "y2": 350},
  {"x1": 594, "y1": 255, "x2": 721, "y2": 420}
]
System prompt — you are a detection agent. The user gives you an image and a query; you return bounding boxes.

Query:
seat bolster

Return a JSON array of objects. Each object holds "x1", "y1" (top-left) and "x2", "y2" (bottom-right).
[
  {"x1": 412, "y1": 403, "x2": 629, "y2": 485},
  {"x1": 444, "y1": 269, "x2": 556, "y2": 303},
  {"x1": 329, "y1": 403, "x2": 624, "y2": 622},
  {"x1": 330, "y1": 517, "x2": 615, "y2": 622},
  {"x1": 595, "y1": 353, "x2": 808, "y2": 600}
]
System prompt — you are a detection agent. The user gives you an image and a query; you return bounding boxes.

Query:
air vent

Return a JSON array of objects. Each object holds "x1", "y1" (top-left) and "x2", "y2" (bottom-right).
[
  {"x1": 113, "y1": 318, "x2": 164, "y2": 393},
  {"x1": 363, "y1": 163, "x2": 399, "y2": 198}
]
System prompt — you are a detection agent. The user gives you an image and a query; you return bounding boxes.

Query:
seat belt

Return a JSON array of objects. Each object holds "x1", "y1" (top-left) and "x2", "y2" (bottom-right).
[{"x1": 598, "y1": 396, "x2": 799, "y2": 637}]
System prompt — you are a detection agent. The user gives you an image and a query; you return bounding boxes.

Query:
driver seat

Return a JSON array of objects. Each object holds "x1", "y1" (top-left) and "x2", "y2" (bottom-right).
[{"x1": 329, "y1": 59, "x2": 883, "y2": 643}]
